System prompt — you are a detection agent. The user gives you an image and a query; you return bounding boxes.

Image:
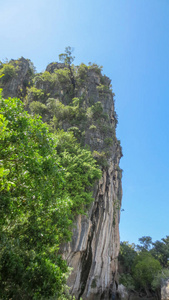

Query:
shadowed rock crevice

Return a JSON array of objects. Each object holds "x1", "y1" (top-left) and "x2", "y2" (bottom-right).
[{"x1": 78, "y1": 232, "x2": 93, "y2": 299}]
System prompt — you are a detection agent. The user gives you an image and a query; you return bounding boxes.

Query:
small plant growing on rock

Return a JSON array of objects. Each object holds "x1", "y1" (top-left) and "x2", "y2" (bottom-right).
[{"x1": 0, "y1": 64, "x2": 16, "y2": 83}]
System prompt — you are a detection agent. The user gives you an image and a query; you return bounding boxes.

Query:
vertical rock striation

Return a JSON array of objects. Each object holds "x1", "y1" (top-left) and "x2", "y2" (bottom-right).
[
  {"x1": 62, "y1": 144, "x2": 122, "y2": 300},
  {"x1": 60, "y1": 67, "x2": 123, "y2": 300}
]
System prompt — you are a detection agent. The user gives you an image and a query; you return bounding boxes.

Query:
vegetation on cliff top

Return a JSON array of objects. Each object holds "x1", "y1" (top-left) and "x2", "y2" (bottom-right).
[{"x1": 0, "y1": 47, "x2": 121, "y2": 168}]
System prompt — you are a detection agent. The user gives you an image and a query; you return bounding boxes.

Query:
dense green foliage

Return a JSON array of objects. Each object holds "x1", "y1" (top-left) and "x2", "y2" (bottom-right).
[
  {"x1": 29, "y1": 94, "x2": 116, "y2": 166},
  {"x1": 0, "y1": 64, "x2": 16, "y2": 82},
  {"x1": 151, "y1": 236, "x2": 169, "y2": 267},
  {"x1": 119, "y1": 236, "x2": 169, "y2": 298},
  {"x1": 54, "y1": 130, "x2": 101, "y2": 214},
  {"x1": 133, "y1": 252, "x2": 161, "y2": 292},
  {"x1": 118, "y1": 242, "x2": 137, "y2": 274},
  {"x1": 0, "y1": 93, "x2": 101, "y2": 299},
  {"x1": 152, "y1": 268, "x2": 169, "y2": 290}
]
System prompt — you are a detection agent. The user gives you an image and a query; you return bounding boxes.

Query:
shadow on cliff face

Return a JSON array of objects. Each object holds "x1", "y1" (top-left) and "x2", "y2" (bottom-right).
[{"x1": 78, "y1": 237, "x2": 93, "y2": 299}]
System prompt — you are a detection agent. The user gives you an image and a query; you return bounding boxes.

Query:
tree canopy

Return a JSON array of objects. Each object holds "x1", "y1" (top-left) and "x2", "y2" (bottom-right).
[
  {"x1": 59, "y1": 46, "x2": 75, "y2": 66},
  {"x1": 119, "y1": 236, "x2": 169, "y2": 298}
]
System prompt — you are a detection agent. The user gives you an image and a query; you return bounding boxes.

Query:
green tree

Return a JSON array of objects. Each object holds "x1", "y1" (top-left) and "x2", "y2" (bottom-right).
[
  {"x1": 59, "y1": 47, "x2": 75, "y2": 94},
  {"x1": 137, "y1": 236, "x2": 153, "y2": 251},
  {"x1": 151, "y1": 236, "x2": 169, "y2": 267},
  {"x1": 152, "y1": 268, "x2": 169, "y2": 290},
  {"x1": 132, "y1": 252, "x2": 161, "y2": 295},
  {"x1": 152, "y1": 268, "x2": 169, "y2": 300},
  {"x1": 59, "y1": 46, "x2": 75, "y2": 66},
  {"x1": 0, "y1": 94, "x2": 72, "y2": 299},
  {"x1": 0, "y1": 63, "x2": 16, "y2": 83},
  {"x1": 119, "y1": 242, "x2": 137, "y2": 293},
  {"x1": 119, "y1": 274, "x2": 135, "y2": 291},
  {"x1": 0, "y1": 94, "x2": 101, "y2": 299},
  {"x1": 55, "y1": 129, "x2": 101, "y2": 214},
  {"x1": 119, "y1": 241, "x2": 137, "y2": 273}
]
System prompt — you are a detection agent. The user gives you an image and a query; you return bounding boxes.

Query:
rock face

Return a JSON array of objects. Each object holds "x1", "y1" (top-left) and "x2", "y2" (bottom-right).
[
  {"x1": 1, "y1": 58, "x2": 122, "y2": 299},
  {"x1": 63, "y1": 154, "x2": 122, "y2": 300},
  {"x1": 118, "y1": 284, "x2": 129, "y2": 300},
  {"x1": 161, "y1": 279, "x2": 169, "y2": 300},
  {"x1": 59, "y1": 67, "x2": 122, "y2": 299},
  {"x1": 0, "y1": 57, "x2": 34, "y2": 99}
]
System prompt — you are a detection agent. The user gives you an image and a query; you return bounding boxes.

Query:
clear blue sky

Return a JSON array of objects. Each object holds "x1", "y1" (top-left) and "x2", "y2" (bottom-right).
[{"x1": 1, "y1": 0, "x2": 169, "y2": 246}]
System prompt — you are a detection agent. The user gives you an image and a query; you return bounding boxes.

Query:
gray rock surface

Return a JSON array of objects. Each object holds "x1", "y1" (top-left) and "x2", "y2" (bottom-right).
[
  {"x1": 161, "y1": 278, "x2": 169, "y2": 300},
  {"x1": 118, "y1": 284, "x2": 129, "y2": 300},
  {"x1": 63, "y1": 155, "x2": 122, "y2": 299},
  {"x1": 60, "y1": 67, "x2": 122, "y2": 299},
  {"x1": 1, "y1": 57, "x2": 34, "y2": 99}
]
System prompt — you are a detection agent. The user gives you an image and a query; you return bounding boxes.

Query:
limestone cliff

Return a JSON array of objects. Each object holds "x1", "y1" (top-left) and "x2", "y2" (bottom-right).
[
  {"x1": 63, "y1": 154, "x2": 122, "y2": 300},
  {"x1": 0, "y1": 57, "x2": 122, "y2": 299},
  {"x1": 0, "y1": 57, "x2": 34, "y2": 99},
  {"x1": 60, "y1": 68, "x2": 122, "y2": 299}
]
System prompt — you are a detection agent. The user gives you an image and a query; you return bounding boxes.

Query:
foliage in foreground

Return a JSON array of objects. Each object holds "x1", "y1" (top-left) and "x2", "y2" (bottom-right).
[{"x1": 0, "y1": 93, "x2": 101, "y2": 299}]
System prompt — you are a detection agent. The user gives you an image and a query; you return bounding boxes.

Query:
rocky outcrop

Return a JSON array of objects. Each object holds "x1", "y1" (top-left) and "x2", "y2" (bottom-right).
[
  {"x1": 118, "y1": 284, "x2": 129, "y2": 300},
  {"x1": 46, "y1": 62, "x2": 65, "y2": 73},
  {"x1": 1, "y1": 58, "x2": 122, "y2": 299},
  {"x1": 60, "y1": 65, "x2": 122, "y2": 300},
  {"x1": 0, "y1": 57, "x2": 34, "y2": 99}
]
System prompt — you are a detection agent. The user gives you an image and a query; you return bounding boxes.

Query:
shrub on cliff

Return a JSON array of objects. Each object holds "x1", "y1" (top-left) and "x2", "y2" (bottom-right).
[
  {"x1": 0, "y1": 63, "x2": 16, "y2": 83},
  {"x1": 55, "y1": 129, "x2": 101, "y2": 214}
]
